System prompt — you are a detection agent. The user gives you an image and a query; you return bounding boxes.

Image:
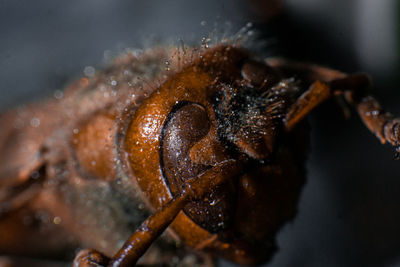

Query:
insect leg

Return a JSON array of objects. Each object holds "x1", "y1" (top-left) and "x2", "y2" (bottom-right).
[
  {"x1": 283, "y1": 71, "x2": 400, "y2": 155},
  {"x1": 284, "y1": 73, "x2": 370, "y2": 131},
  {"x1": 331, "y1": 75, "x2": 400, "y2": 155},
  {"x1": 73, "y1": 160, "x2": 238, "y2": 267},
  {"x1": 350, "y1": 94, "x2": 400, "y2": 151},
  {"x1": 284, "y1": 79, "x2": 332, "y2": 131},
  {"x1": 266, "y1": 58, "x2": 347, "y2": 84}
]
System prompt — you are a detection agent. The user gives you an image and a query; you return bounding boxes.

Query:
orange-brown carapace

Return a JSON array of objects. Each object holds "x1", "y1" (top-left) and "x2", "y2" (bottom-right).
[{"x1": 0, "y1": 43, "x2": 399, "y2": 267}]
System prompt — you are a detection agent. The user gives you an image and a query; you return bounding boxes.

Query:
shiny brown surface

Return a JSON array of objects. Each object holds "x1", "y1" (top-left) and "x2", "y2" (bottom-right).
[
  {"x1": 72, "y1": 111, "x2": 117, "y2": 181},
  {"x1": 161, "y1": 103, "x2": 235, "y2": 233},
  {"x1": 1, "y1": 43, "x2": 398, "y2": 267}
]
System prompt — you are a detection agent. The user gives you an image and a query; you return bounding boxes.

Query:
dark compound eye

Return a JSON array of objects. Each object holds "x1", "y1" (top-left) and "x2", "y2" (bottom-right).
[
  {"x1": 160, "y1": 102, "x2": 210, "y2": 186},
  {"x1": 160, "y1": 102, "x2": 236, "y2": 233}
]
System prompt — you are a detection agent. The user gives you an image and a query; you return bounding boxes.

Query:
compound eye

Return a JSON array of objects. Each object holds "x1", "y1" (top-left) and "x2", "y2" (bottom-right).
[
  {"x1": 161, "y1": 102, "x2": 210, "y2": 189},
  {"x1": 161, "y1": 102, "x2": 235, "y2": 233}
]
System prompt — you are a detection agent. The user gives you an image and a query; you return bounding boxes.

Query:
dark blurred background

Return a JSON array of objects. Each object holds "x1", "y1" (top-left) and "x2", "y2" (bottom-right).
[{"x1": 1, "y1": 0, "x2": 400, "y2": 266}]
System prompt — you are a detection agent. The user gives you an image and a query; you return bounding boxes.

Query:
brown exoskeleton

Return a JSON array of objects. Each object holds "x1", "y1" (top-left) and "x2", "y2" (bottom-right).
[{"x1": 0, "y1": 43, "x2": 399, "y2": 267}]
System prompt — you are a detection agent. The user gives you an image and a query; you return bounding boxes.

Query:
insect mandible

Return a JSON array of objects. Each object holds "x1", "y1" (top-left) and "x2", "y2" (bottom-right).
[{"x1": 0, "y1": 42, "x2": 399, "y2": 267}]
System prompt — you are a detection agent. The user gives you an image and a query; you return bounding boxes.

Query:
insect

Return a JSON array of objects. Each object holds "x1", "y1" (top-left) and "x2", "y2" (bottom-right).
[{"x1": 0, "y1": 40, "x2": 399, "y2": 267}]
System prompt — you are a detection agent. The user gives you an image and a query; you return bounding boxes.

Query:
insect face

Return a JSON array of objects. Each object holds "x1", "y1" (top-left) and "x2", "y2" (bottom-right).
[{"x1": 123, "y1": 45, "x2": 308, "y2": 264}]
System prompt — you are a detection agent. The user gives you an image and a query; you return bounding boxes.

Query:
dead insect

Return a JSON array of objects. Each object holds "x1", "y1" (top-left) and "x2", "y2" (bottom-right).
[{"x1": 0, "y1": 43, "x2": 399, "y2": 267}]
